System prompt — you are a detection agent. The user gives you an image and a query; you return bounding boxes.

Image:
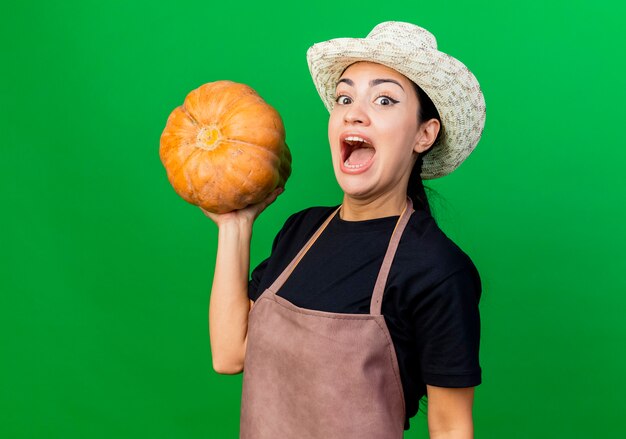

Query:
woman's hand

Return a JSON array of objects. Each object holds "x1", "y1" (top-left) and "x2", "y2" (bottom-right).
[{"x1": 200, "y1": 187, "x2": 284, "y2": 228}]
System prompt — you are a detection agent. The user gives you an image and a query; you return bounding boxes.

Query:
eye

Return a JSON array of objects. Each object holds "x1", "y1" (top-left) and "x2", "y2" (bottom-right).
[
  {"x1": 335, "y1": 95, "x2": 352, "y2": 105},
  {"x1": 374, "y1": 95, "x2": 399, "y2": 106}
]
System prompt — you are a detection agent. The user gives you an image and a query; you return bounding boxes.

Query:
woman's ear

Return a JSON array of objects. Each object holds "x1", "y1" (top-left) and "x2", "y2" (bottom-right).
[{"x1": 413, "y1": 118, "x2": 440, "y2": 154}]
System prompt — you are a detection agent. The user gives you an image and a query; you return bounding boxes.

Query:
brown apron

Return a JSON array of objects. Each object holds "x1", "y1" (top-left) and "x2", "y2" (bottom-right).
[{"x1": 240, "y1": 198, "x2": 414, "y2": 439}]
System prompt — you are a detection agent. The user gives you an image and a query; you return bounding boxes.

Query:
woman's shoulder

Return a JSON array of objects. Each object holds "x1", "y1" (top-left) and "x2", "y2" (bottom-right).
[
  {"x1": 283, "y1": 205, "x2": 338, "y2": 227},
  {"x1": 401, "y1": 210, "x2": 479, "y2": 280},
  {"x1": 387, "y1": 210, "x2": 482, "y2": 307},
  {"x1": 272, "y1": 204, "x2": 340, "y2": 246},
  {"x1": 281, "y1": 204, "x2": 337, "y2": 230}
]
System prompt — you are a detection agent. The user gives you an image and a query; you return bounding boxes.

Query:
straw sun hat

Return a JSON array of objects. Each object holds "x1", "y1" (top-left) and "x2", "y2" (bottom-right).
[{"x1": 306, "y1": 21, "x2": 486, "y2": 179}]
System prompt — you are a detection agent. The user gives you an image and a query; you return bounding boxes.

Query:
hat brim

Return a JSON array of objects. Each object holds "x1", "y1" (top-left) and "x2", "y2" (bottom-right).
[{"x1": 307, "y1": 36, "x2": 486, "y2": 179}]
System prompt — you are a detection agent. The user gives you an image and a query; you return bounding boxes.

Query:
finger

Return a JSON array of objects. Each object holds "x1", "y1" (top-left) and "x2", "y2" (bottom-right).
[
  {"x1": 263, "y1": 187, "x2": 283, "y2": 208},
  {"x1": 248, "y1": 187, "x2": 283, "y2": 219},
  {"x1": 199, "y1": 206, "x2": 218, "y2": 222}
]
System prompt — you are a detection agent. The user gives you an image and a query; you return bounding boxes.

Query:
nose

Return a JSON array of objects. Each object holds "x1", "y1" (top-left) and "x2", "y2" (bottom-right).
[{"x1": 343, "y1": 101, "x2": 370, "y2": 125}]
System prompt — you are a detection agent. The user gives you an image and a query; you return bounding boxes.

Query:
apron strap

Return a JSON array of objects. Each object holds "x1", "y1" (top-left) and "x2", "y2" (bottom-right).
[
  {"x1": 370, "y1": 197, "x2": 414, "y2": 315},
  {"x1": 267, "y1": 205, "x2": 341, "y2": 294}
]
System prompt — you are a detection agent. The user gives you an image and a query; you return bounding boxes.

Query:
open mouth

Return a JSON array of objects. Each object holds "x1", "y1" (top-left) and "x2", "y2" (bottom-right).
[{"x1": 341, "y1": 135, "x2": 376, "y2": 170}]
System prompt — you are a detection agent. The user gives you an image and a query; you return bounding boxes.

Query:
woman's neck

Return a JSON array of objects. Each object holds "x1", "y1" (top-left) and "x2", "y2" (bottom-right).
[{"x1": 340, "y1": 192, "x2": 409, "y2": 221}]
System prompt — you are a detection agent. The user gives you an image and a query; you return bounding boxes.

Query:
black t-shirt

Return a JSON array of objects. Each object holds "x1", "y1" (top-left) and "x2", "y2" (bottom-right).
[{"x1": 248, "y1": 205, "x2": 482, "y2": 430}]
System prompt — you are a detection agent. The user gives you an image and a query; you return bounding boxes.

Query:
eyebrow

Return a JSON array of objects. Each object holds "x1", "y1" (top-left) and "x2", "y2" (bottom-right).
[{"x1": 337, "y1": 78, "x2": 405, "y2": 91}]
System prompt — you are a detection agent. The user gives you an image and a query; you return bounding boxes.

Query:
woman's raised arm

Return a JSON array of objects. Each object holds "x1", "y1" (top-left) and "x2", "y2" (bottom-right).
[{"x1": 202, "y1": 188, "x2": 283, "y2": 374}]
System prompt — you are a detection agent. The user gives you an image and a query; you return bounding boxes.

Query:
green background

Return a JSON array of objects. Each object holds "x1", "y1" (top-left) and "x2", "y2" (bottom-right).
[{"x1": 2, "y1": 0, "x2": 624, "y2": 437}]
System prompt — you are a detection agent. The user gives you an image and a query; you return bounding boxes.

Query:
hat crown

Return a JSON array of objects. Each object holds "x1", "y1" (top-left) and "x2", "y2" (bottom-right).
[{"x1": 367, "y1": 21, "x2": 438, "y2": 50}]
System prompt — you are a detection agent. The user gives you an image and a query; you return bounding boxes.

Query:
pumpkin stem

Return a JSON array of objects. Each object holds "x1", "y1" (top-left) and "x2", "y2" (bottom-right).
[{"x1": 196, "y1": 125, "x2": 221, "y2": 151}]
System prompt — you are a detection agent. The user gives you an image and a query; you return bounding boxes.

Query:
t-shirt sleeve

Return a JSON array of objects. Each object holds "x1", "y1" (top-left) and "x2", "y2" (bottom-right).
[
  {"x1": 247, "y1": 212, "x2": 300, "y2": 302},
  {"x1": 248, "y1": 257, "x2": 270, "y2": 302},
  {"x1": 414, "y1": 265, "x2": 482, "y2": 387}
]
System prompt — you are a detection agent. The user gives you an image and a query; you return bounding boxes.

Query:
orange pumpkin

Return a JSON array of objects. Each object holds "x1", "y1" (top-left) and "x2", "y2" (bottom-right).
[{"x1": 159, "y1": 80, "x2": 291, "y2": 213}]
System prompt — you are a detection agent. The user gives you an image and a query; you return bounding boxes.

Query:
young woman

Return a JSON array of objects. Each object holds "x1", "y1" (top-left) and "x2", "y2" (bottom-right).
[{"x1": 204, "y1": 21, "x2": 486, "y2": 439}]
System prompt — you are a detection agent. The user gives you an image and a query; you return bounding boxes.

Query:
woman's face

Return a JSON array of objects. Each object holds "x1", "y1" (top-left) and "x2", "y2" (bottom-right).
[{"x1": 328, "y1": 61, "x2": 430, "y2": 203}]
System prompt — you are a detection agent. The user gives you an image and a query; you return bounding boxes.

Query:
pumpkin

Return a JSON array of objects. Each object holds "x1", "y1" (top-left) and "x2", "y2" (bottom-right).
[{"x1": 159, "y1": 80, "x2": 291, "y2": 213}]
